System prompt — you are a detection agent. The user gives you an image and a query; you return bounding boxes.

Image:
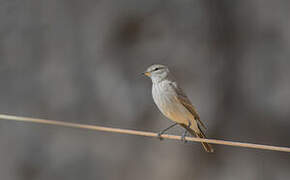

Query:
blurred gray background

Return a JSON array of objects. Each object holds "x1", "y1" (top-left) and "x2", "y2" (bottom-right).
[{"x1": 1, "y1": 0, "x2": 290, "y2": 179}]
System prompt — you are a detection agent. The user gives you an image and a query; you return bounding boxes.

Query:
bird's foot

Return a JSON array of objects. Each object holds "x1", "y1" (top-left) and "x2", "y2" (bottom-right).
[
  {"x1": 157, "y1": 132, "x2": 164, "y2": 141},
  {"x1": 156, "y1": 123, "x2": 178, "y2": 141},
  {"x1": 181, "y1": 131, "x2": 188, "y2": 143}
]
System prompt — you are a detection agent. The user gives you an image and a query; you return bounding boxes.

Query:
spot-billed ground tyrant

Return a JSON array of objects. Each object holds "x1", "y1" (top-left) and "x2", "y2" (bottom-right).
[{"x1": 143, "y1": 64, "x2": 214, "y2": 152}]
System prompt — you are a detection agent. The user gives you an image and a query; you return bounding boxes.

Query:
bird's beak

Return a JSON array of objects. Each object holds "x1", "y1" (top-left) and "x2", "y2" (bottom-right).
[{"x1": 142, "y1": 71, "x2": 151, "y2": 77}]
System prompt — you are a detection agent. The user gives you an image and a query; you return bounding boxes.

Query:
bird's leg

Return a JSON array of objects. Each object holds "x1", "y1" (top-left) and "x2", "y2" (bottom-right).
[
  {"x1": 181, "y1": 130, "x2": 187, "y2": 143},
  {"x1": 157, "y1": 122, "x2": 178, "y2": 140},
  {"x1": 181, "y1": 121, "x2": 191, "y2": 143}
]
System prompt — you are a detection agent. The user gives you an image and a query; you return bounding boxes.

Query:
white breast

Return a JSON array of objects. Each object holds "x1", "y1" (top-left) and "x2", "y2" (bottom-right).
[{"x1": 152, "y1": 80, "x2": 191, "y2": 124}]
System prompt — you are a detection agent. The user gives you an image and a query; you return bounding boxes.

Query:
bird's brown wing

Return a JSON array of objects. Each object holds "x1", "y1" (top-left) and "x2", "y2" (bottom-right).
[{"x1": 169, "y1": 82, "x2": 207, "y2": 129}]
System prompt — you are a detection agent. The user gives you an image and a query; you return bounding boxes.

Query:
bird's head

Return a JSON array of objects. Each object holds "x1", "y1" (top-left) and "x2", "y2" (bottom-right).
[{"x1": 143, "y1": 64, "x2": 170, "y2": 83}]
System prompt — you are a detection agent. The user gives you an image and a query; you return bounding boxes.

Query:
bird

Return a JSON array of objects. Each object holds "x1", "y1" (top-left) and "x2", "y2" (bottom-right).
[{"x1": 143, "y1": 64, "x2": 214, "y2": 152}]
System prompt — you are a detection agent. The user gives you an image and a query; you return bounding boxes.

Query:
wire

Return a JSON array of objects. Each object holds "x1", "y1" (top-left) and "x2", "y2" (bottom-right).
[{"x1": 0, "y1": 114, "x2": 289, "y2": 153}]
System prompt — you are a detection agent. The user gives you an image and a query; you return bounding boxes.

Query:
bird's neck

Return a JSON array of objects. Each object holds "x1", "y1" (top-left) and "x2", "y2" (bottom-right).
[{"x1": 152, "y1": 75, "x2": 174, "y2": 84}]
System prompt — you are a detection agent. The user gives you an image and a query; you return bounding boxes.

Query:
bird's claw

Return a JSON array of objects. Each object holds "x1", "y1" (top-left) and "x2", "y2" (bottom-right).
[
  {"x1": 181, "y1": 131, "x2": 188, "y2": 143},
  {"x1": 181, "y1": 135, "x2": 187, "y2": 143},
  {"x1": 157, "y1": 132, "x2": 164, "y2": 141}
]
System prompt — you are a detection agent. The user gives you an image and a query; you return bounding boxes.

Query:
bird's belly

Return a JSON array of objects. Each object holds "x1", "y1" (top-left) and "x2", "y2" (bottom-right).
[
  {"x1": 153, "y1": 90, "x2": 190, "y2": 124},
  {"x1": 164, "y1": 102, "x2": 190, "y2": 124}
]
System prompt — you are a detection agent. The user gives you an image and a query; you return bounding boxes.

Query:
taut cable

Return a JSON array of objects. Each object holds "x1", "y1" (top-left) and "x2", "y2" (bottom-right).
[{"x1": 0, "y1": 114, "x2": 289, "y2": 153}]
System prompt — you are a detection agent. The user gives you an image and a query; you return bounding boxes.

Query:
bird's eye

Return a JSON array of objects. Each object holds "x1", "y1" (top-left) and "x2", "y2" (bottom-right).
[{"x1": 154, "y1": 67, "x2": 160, "y2": 71}]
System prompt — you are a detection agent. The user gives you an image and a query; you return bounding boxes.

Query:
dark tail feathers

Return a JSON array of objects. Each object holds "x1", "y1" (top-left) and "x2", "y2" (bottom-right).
[{"x1": 181, "y1": 124, "x2": 214, "y2": 153}]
